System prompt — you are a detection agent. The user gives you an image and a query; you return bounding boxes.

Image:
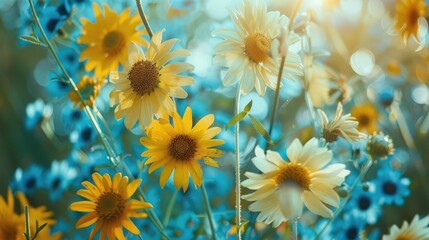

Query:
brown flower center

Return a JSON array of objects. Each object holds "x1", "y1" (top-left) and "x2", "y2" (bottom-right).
[
  {"x1": 407, "y1": 7, "x2": 420, "y2": 28},
  {"x1": 358, "y1": 114, "x2": 370, "y2": 126},
  {"x1": 245, "y1": 32, "x2": 271, "y2": 63},
  {"x1": 397, "y1": 236, "x2": 410, "y2": 240},
  {"x1": 102, "y1": 31, "x2": 125, "y2": 56},
  {"x1": 128, "y1": 60, "x2": 160, "y2": 96},
  {"x1": 276, "y1": 163, "x2": 311, "y2": 189},
  {"x1": 96, "y1": 191, "x2": 125, "y2": 221},
  {"x1": 168, "y1": 134, "x2": 197, "y2": 161}
]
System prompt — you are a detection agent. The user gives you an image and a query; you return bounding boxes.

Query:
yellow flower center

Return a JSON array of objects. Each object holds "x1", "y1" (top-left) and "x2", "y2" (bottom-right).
[
  {"x1": 96, "y1": 191, "x2": 125, "y2": 221},
  {"x1": 128, "y1": 60, "x2": 160, "y2": 96},
  {"x1": 80, "y1": 84, "x2": 95, "y2": 101},
  {"x1": 245, "y1": 32, "x2": 271, "y2": 63},
  {"x1": 385, "y1": 61, "x2": 401, "y2": 77},
  {"x1": 102, "y1": 31, "x2": 125, "y2": 56},
  {"x1": 168, "y1": 134, "x2": 197, "y2": 161},
  {"x1": 276, "y1": 163, "x2": 311, "y2": 189}
]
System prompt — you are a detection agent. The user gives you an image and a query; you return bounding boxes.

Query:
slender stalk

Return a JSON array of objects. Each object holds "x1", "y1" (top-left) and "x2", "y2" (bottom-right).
[
  {"x1": 201, "y1": 183, "x2": 218, "y2": 240},
  {"x1": 267, "y1": 56, "x2": 286, "y2": 140},
  {"x1": 234, "y1": 83, "x2": 243, "y2": 240},
  {"x1": 136, "y1": 0, "x2": 153, "y2": 39},
  {"x1": 24, "y1": 206, "x2": 31, "y2": 240},
  {"x1": 315, "y1": 159, "x2": 373, "y2": 239},
  {"x1": 27, "y1": 1, "x2": 169, "y2": 238},
  {"x1": 265, "y1": 0, "x2": 303, "y2": 149},
  {"x1": 391, "y1": 103, "x2": 429, "y2": 198},
  {"x1": 291, "y1": 218, "x2": 299, "y2": 240},
  {"x1": 163, "y1": 190, "x2": 178, "y2": 226},
  {"x1": 419, "y1": 108, "x2": 429, "y2": 135}
]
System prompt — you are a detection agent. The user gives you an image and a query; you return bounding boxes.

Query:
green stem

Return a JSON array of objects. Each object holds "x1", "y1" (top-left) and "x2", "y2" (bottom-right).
[
  {"x1": 24, "y1": 205, "x2": 31, "y2": 240},
  {"x1": 315, "y1": 159, "x2": 373, "y2": 239},
  {"x1": 419, "y1": 107, "x2": 429, "y2": 135},
  {"x1": 163, "y1": 190, "x2": 178, "y2": 226},
  {"x1": 291, "y1": 218, "x2": 299, "y2": 240},
  {"x1": 234, "y1": 83, "x2": 242, "y2": 240},
  {"x1": 201, "y1": 183, "x2": 218, "y2": 240},
  {"x1": 267, "y1": 56, "x2": 286, "y2": 146},
  {"x1": 135, "y1": 0, "x2": 154, "y2": 39},
  {"x1": 27, "y1": 1, "x2": 169, "y2": 238}
]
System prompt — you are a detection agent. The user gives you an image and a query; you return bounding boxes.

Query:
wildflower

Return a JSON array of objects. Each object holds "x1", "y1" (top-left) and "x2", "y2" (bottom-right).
[
  {"x1": 0, "y1": 188, "x2": 61, "y2": 240},
  {"x1": 78, "y1": 4, "x2": 147, "y2": 78},
  {"x1": 109, "y1": 31, "x2": 194, "y2": 130},
  {"x1": 395, "y1": 0, "x2": 428, "y2": 44},
  {"x1": 140, "y1": 107, "x2": 224, "y2": 192},
  {"x1": 366, "y1": 132, "x2": 395, "y2": 161},
  {"x1": 351, "y1": 103, "x2": 379, "y2": 134},
  {"x1": 68, "y1": 76, "x2": 102, "y2": 109},
  {"x1": 346, "y1": 185, "x2": 382, "y2": 224},
  {"x1": 331, "y1": 213, "x2": 367, "y2": 240},
  {"x1": 318, "y1": 103, "x2": 367, "y2": 143},
  {"x1": 11, "y1": 164, "x2": 44, "y2": 195},
  {"x1": 45, "y1": 160, "x2": 77, "y2": 201},
  {"x1": 25, "y1": 98, "x2": 52, "y2": 130},
  {"x1": 213, "y1": 0, "x2": 303, "y2": 96},
  {"x1": 383, "y1": 215, "x2": 429, "y2": 240},
  {"x1": 242, "y1": 138, "x2": 350, "y2": 227},
  {"x1": 70, "y1": 172, "x2": 152, "y2": 239},
  {"x1": 373, "y1": 167, "x2": 410, "y2": 205}
]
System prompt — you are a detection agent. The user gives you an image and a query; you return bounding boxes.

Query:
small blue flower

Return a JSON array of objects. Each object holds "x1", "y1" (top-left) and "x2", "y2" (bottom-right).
[
  {"x1": 10, "y1": 164, "x2": 44, "y2": 195},
  {"x1": 373, "y1": 166, "x2": 410, "y2": 205},
  {"x1": 346, "y1": 185, "x2": 382, "y2": 224},
  {"x1": 331, "y1": 213, "x2": 367, "y2": 240},
  {"x1": 44, "y1": 160, "x2": 77, "y2": 201},
  {"x1": 70, "y1": 124, "x2": 97, "y2": 149},
  {"x1": 25, "y1": 98, "x2": 52, "y2": 130}
]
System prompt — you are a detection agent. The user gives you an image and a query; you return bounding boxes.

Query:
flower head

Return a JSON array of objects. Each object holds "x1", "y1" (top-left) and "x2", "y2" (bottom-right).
[
  {"x1": 383, "y1": 215, "x2": 429, "y2": 240},
  {"x1": 242, "y1": 138, "x2": 350, "y2": 227},
  {"x1": 70, "y1": 172, "x2": 153, "y2": 240},
  {"x1": 68, "y1": 76, "x2": 102, "y2": 109},
  {"x1": 0, "y1": 189, "x2": 61, "y2": 240},
  {"x1": 366, "y1": 132, "x2": 395, "y2": 161},
  {"x1": 318, "y1": 103, "x2": 367, "y2": 143},
  {"x1": 140, "y1": 107, "x2": 224, "y2": 192},
  {"x1": 351, "y1": 103, "x2": 379, "y2": 134},
  {"x1": 213, "y1": 0, "x2": 303, "y2": 96},
  {"x1": 110, "y1": 31, "x2": 194, "y2": 130},
  {"x1": 395, "y1": 0, "x2": 428, "y2": 44},
  {"x1": 78, "y1": 4, "x2": 147, "y2": 78}
]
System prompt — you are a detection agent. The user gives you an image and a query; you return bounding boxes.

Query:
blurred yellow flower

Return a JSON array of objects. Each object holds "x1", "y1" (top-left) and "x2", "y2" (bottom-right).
[
  {"x1": 351, "y1": 103, "x2": 379, "y2": 134},
  {"x1": 78, "y1": 4, "x2": 147, "y2": 78},
  {"x1": 140, "y1": 107, "x2": 224, "y2": 192},
  {"x1": 383, "y1": 215, "x2": 429, "y2": 240},
  {"x1": 68, "y1": 76, "x2": 102, "y2": 109},
  {"x1": 70, "y1": 172, "x2": 152, "y2": 240},
  {"x1": 395, "y1": 0, "x2": 428, "y2": 43},
  {"x1": 0, "y1": 189, "x2": 61, "y2": 240}
]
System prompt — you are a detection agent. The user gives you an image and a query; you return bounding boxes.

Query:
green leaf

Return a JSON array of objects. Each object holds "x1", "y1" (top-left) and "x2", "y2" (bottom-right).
[
  {"x1": 248, "y1": 114, "x2": 275, "y2": 145},
  {"x1": 32, "y1": 222, "x2": 48, "y2": 240},
  {"x1": 225, "y1": 100, "x2": 252, "y2": 130},
  {"x1": 18, "y1": 35, "x2": 47, "y2": 47}
]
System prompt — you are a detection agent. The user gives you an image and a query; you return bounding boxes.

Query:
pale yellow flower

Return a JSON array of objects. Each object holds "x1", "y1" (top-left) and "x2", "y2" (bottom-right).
[{"x1": 383, "y1": 215, "x2": 429, "y2": 240}]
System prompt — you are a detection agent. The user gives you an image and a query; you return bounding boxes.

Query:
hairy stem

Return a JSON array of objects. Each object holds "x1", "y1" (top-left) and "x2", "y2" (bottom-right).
[{"x1": 235, "y1": 82, "x2": 243, "y2": 240}]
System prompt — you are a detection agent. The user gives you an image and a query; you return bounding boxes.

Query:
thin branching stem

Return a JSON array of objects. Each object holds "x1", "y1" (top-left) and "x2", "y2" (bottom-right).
[
  {"x1": 201, "y1": 183, "x2": 218, "y2": 240},
  {"x1": 27, "y1": 0, "x2": 168, "y2": 238}
]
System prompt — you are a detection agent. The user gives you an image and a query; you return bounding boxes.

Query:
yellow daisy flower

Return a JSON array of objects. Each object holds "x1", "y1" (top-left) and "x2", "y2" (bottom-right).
[
  {"x1": 395, "y1": 0, "x2": 428, "y2": 43},
  {"x1": 68, "y1": 76, "x2": 102, "y2": 109},
  {"x1": 383, "y1": 215, "x2": 429, "y2": 240},
  {"x1": 70, "y1": 172, "x2": 153, "y2": 240},
  {"x1": 78, "y1": 4, "x2": 147, "y2": 78},
  {"x1": 213, "y1": 0, "x2": 303, "y2": 96},
  {"x1": 109, "y1": 30, "x2": 194, "y2": 130},
  {"x1": 0, "y1": 189, "x2": 61, "y2": 240},
  {"x1": 351, "y1": 103, "x2": 379, "y2": 134},
  {"x1": 242, "y1": 138, "x2": 350, "y2": 227},
  {"x1": 140, "y1": 107, "x2": 224, "y2": 192}
]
